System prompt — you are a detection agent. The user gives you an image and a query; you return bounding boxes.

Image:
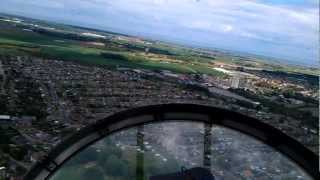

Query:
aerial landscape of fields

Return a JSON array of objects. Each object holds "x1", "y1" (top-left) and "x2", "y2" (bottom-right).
[
  {"x1": 0, "y1": 13, "x2": 317, "y2": 76},
  {"x1": 0, "y1": 11, "x2": 318, "y2": 180}
]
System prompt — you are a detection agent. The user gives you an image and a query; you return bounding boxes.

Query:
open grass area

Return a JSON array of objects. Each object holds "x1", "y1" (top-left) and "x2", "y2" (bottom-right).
[
  {"x1": 1, "y1": 19, "x2": 315, "y2": 77},
  {"x1": 0, "y1": 23, "x2": 224, "y2": 76}
]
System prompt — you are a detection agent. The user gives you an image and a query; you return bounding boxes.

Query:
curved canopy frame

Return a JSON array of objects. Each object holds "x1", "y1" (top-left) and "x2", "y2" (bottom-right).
[{"x1": 24, "y1": 104, "x2": 319, "y2": 179}]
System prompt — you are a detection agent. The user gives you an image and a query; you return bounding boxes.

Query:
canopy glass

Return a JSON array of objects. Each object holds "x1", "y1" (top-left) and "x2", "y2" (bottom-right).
[{"x1": 50, "y1": 121, "x2": 311, "y2": 180}]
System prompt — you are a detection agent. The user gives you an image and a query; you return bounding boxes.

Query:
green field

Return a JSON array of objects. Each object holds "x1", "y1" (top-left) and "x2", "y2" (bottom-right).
[
  {"x1": 0, "y1": 21, "x2": 225, "y2": 76},
  {"x1": 0, "y1": 18, "x2": 317, "y2": 77}
]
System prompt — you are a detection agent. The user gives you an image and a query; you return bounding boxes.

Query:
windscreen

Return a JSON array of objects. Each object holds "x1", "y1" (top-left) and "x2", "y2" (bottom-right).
[{"x1": 50, "y1": 122, "x2": 311, "y2": 180}]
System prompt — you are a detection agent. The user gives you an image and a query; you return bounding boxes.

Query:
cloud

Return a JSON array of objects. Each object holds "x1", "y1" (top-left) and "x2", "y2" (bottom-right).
[
  {"x1": 222, "y1": 25, "x2": 233, "y2": 33},
  {"x1": 0, "y1": 0, "x2": 318, "y2": 64}
]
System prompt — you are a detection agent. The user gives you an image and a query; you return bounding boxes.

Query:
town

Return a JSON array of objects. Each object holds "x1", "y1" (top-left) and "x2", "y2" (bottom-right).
[{"x1": 0, "y1": 54, "x2": 318, "y2": 179}]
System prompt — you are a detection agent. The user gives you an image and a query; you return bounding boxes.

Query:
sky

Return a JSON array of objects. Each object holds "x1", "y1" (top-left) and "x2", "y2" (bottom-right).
[{"x1": 0, "y1": 0, "x2": 318, "y2": 66}]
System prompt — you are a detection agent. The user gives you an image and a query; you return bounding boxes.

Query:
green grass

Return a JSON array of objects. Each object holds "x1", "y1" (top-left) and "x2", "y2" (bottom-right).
[
  {"x1": 0, "y1": 22, "x2": 76, "y2": 46},
  {"x1": 0, "y1": 19, "x2": 317, "y2": 76},
  {"x1": 0, "y1": 37, "x2": 38, "y2": 47},
  {"x1": 0, "y1": 30, "x2": 224, "y2": 75},
  {"x1": 0, "y1": 20, "x2": 227, "y2": 76}
]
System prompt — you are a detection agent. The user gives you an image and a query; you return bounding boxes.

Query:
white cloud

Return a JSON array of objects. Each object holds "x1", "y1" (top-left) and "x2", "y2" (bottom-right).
[{"x1": 222, "y1": 25, "x2": 233, "y2": 32}]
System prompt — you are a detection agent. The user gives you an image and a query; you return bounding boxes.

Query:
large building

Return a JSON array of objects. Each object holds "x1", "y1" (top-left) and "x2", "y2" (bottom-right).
[
  {"x1": 231, "y1": 73, "x2": 248, "y2": 89},
  {"x1": 231, "y1": 76, "x2": 240, "y2": 88}
]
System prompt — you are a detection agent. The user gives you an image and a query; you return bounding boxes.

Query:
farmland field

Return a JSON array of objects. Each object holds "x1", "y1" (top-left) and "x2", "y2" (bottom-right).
[{"x1": 0, "y1": 20, "x2": 226, "y2": 76}]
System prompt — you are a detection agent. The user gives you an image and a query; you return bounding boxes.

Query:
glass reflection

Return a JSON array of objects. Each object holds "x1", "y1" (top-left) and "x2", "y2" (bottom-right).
[{"x1": 50, "y1": 122, "x2": 311, "y2": 180}]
